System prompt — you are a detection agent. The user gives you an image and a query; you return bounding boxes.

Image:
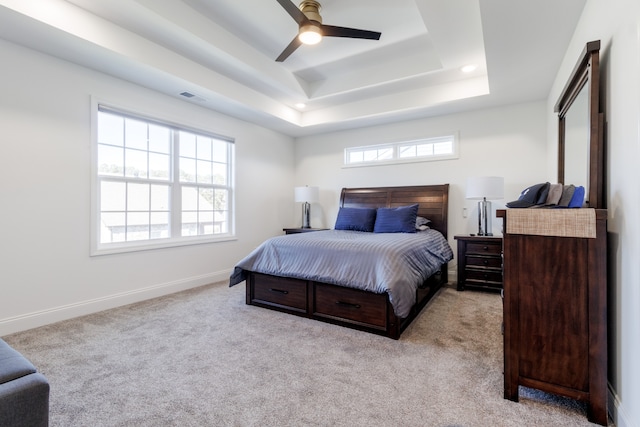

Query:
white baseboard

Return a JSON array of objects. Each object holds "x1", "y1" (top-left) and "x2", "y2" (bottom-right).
[
  {"x1": 0, "y1": 269, "x2": 232, "y2": 337},
  {"x1": 609, "y1": 384, "x2": 635, "y2": 427}
]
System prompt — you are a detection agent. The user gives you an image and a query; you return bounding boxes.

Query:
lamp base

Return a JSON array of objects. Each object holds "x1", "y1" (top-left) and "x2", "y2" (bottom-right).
[
  {"x1": 301, "y1": 202, "x2": 311, "y2": 228},
  {"x1": 477, "y1": 199, "x2": 493, "y2": 236}
]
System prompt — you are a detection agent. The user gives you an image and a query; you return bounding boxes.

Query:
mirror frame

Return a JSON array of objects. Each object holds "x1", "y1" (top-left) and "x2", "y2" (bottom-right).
[{"x1": 554, "y1": 40, "x2": 604, "y2": 209}]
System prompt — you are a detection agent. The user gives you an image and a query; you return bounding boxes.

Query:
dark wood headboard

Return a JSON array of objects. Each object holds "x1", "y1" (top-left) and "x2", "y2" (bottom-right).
[{"x1": 339, "y1": 184, "x2": 450, "y2": 239}]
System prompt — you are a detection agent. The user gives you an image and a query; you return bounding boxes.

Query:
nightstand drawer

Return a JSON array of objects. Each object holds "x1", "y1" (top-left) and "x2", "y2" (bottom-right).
[
  {"x1": 467, "y1": 242, "x2": 502, "y2": 255},
  {"x1": 466, "y1": 254, "x2": 502, "y2": 269},
  {"x1": 465, "y1": 268, "x2": 502, "y2": 284}
]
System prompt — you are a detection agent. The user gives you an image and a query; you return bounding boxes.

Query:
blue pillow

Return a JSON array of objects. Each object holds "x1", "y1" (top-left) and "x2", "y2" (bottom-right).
[
  {"x1": 334, "y1": 207, "x2": 377, "y2": 232},
  {"x1": 374, "y1": 204, "x2": 419, "y2": 233}
]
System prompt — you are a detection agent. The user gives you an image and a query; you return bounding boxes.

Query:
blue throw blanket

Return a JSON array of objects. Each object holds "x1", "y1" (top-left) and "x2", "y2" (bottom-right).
[{"x1": 230, "y1": 229, "x2": 453, "y2": 318}]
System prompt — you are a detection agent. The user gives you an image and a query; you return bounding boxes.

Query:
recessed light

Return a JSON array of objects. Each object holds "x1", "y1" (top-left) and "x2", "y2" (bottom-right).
[
  {"x1": 295, "y1": 103, "x2": 306, "y2": 109},
  {"x1": 461, "y1": 64, "x2": 477, "y2": 73}
]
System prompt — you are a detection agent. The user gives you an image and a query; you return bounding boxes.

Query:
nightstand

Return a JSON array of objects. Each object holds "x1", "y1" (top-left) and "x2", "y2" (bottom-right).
[
  {"x1": 454, "y1": 235, "x2": 503, "y2": 292},
  {"x1": 283, "y1": 228, "x2": 329, "y2": 235}
]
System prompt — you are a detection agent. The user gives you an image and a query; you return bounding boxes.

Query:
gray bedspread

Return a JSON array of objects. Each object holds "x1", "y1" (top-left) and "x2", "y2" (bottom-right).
[{"x1": 229, "y1": 229, "x2": 453, "y2": 318}]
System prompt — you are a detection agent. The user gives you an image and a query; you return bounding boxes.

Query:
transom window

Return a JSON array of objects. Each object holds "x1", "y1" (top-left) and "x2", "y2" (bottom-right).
[
  {"x1": 92, "y1": 104, "x2": 234, "y2": 255},
  {"x1": 344, "y1": 134, "x2": 458, "y2": 167}
]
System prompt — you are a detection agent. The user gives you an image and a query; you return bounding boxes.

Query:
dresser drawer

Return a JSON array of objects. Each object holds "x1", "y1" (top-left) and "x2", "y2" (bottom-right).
[
  {"x1": 313, "y1": 283, "x2": 388, "y2": 328},
  {"x1": 250, "y1": 273, "x2": 307, "y2": 312},
  {"x1": 466, "y1": 254, "x2": 502, "y2": 269},
  {"x1": 465, "y1": 268, "x2": 502, "y2": 284},
  {"x1": 467, "y1": 241, "x2": 502, "y2": 255}
]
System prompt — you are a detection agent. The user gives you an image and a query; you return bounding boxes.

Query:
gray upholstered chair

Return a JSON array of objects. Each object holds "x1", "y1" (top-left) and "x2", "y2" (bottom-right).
[{"x1": 0, "y1": 339, "x2": 49, "y2": 427}]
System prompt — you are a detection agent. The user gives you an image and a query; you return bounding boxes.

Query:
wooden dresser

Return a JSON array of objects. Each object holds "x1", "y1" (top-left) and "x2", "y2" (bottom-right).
[{"x1": 497, "y1": 208, "x2": 608, "y2": 426}]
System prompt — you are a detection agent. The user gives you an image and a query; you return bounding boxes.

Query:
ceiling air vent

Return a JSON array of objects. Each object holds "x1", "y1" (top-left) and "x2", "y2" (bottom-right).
[{"x1": 179, "y1": 91, "x2": 206, "y2": 102}]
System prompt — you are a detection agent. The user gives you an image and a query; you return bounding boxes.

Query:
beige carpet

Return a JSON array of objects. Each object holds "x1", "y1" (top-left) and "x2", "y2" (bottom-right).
[{"x1": 3, "y1": 282, "x2": 607, "y2": 426}]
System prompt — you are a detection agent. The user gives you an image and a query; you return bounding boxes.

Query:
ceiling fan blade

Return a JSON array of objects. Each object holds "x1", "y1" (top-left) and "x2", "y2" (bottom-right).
[
  {"x1": 276, "y1": 0, "x2": 310, "y2": 26},
  {"x1": 321, "y1": 25, "x2": 381, "y2": 40},
  {"x1": 276, "y1": 36, "x2": 303, "y2": 62}
]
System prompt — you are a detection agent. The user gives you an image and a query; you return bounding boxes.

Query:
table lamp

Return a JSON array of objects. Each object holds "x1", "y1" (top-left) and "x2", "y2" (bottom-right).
[
  {"x1": 294, "y1": 186, "x2": 319, "y2": 228},
  {"x1": 466, "y1": 176, "x2": 504, "y2": 236}
]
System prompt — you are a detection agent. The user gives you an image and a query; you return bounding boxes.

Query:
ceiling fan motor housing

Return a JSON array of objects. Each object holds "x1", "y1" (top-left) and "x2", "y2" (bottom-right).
[{"x1": 299, "y1": 0, "x2": 322, "y2": 23}]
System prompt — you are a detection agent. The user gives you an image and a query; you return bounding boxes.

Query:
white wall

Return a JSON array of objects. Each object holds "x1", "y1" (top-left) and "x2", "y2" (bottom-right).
[
  {"x1": 294, "y1": 101, "x2": 548, "y2": 276},
  {"x1": 546, "y1": 1, "x2": 640, "y2": 426},
  {"x1": 0, "y1": 39, "x2": 295, "y2": 336}
]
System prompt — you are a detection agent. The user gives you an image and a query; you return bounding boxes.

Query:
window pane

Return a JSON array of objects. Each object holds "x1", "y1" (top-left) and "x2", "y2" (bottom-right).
[
  {"x1": 180, "y1": 132, "x2": 196, "y2": 158},
  {"x1": 98, "y1": 144, "x2": 124, "y2": 176},
  {"x1": 199, "y1": 211, "x2": 214, "y2": 235},
  {"x1": 125, "y1": 148, "x2": 148, "y2": 178},
  {"x1": 215, "y1": 189, "x2": 228, "y2": 211},
  {"x1": 180, "y1": 158, "x2": 196, "y2": 182},
  {"x1": 199, "y1": 210, "x2": 214, "y2": 224},
  {"x1": 150, "y1": 212, "x2": 169, "y2": 239},
  {"x1": 433, "y1": 141, "x2": 452, "y2": 155},
  {"x1": 125, "y1": 119, "x2": 147, "y2": 150},
  {"x1": 150, "y1": 184, "x2": 170, "y2": 211},
  {"x1": 399, "y1": 146, "x2": 416, "y2": 158},
  {"x1": 213, "y1": 163, "x2": 227, "y2": 185},
  {"x1": 126, "y1": 211, "x2": 149, "y2": 241},
  {"x1": 128, "y1": 183, "x2": 150, "y2": 211},
  {"x1": 349, "y1": 151, "x2": 363, "y2": 163},
  {"x1": 182, "y1": 187, "x2": 198, "y2": 210},
  {"x1": 363, "y1": 149, "x2": 378, "y2": 161},
  {"x1": 181, "y1": 211, "x2": 198, "y2": 236},
  {"x1": 212, "y1": 140, "x2": 227, "y2": 162},
  {"x1": 215, "y1": 210, "x2": 229, "y2": 233},
  {"x1": 98, "y1": 112, "x2": 124, "y2": 146},
  {"x1": 100, "y1": 212, "x2": 126, "y2": 243},
  {"x1": 197, "y1": 136, "x2": 212, "y2": 161},
  {"x1": 148, "y1": 124, "x2": 170, "y2": 154},
  {"x1": 149, "y1": 152, "x2": 170, "y2": 180},
  {"x1": 416, "y1": 144, "x2": 433, "y2": 156},
  {"x1": 197, "y1": 160, "x2": 212, "y2": 184},
  {"x1": 101, "y1": 181, "x2": 126, "y2": 211},
  {"x1": 378, "y1": 148, "x2": 393, "y2": 160},
  {"x1": 199, "y1": 188, "x2": 215, "y2": 210}
]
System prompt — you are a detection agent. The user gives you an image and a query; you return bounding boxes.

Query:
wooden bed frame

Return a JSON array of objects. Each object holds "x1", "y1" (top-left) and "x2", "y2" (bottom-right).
[{"x1": 245, "y1": 184, "x2": 450, "y2": 339}]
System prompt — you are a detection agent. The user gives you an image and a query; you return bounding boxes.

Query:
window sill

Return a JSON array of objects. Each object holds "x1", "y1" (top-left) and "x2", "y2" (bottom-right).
[{"x1": 91, "y1": 234, "x2": 237, "y2": 256}]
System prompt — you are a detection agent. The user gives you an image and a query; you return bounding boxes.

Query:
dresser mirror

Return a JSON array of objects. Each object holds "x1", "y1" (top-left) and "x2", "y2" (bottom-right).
[{"x1": 554, "y1": 40, "x2": 604, "y2": 209}]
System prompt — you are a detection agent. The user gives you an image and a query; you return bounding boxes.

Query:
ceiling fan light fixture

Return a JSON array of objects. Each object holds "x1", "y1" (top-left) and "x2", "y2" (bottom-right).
[{"x1": 299, "y1": 24, "x2": 322, "y2": 45}]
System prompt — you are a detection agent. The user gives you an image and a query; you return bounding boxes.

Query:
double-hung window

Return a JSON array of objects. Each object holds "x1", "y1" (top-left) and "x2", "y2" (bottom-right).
[{"x1": 92, "y1": 104, "x2": 234, "y2": 255}]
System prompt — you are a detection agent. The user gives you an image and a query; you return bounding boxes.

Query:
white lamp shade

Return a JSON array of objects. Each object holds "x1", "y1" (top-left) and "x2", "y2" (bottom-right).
[
  {"x1": 294, "y1": 186, "x2": 319, "y2": 203},
  {"x1": 466, "y1": 176, "x2": 504, "y2": 200}
]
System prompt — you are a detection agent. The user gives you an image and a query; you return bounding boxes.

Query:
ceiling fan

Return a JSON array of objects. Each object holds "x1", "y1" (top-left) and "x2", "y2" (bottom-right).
[{"x1": 275, "y1": 0, "x2": 381, "y2": 62}]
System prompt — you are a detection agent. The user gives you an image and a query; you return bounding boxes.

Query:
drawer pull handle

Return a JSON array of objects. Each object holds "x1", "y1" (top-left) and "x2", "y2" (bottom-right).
[
  {"x1": 483, "y1": 246, "x2": 489, "y2": 251},
  {"x1": 336, "y1": 301, "x2": 361, "y2": 309},
  {"x1": 483, "y1": 260, "x2": 489, "y2": 265},
  {"x1": 269, "y1": 288, "x2": 289, "y2": 295}
]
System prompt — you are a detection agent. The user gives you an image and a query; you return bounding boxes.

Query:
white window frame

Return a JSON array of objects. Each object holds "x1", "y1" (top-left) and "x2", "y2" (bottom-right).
[
  {"x1": 90, "y1": 99, "x2": 236, "y2": 256},
  {"x1": 343, "y1": 133, "x2": 459, "y2": 167}
]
